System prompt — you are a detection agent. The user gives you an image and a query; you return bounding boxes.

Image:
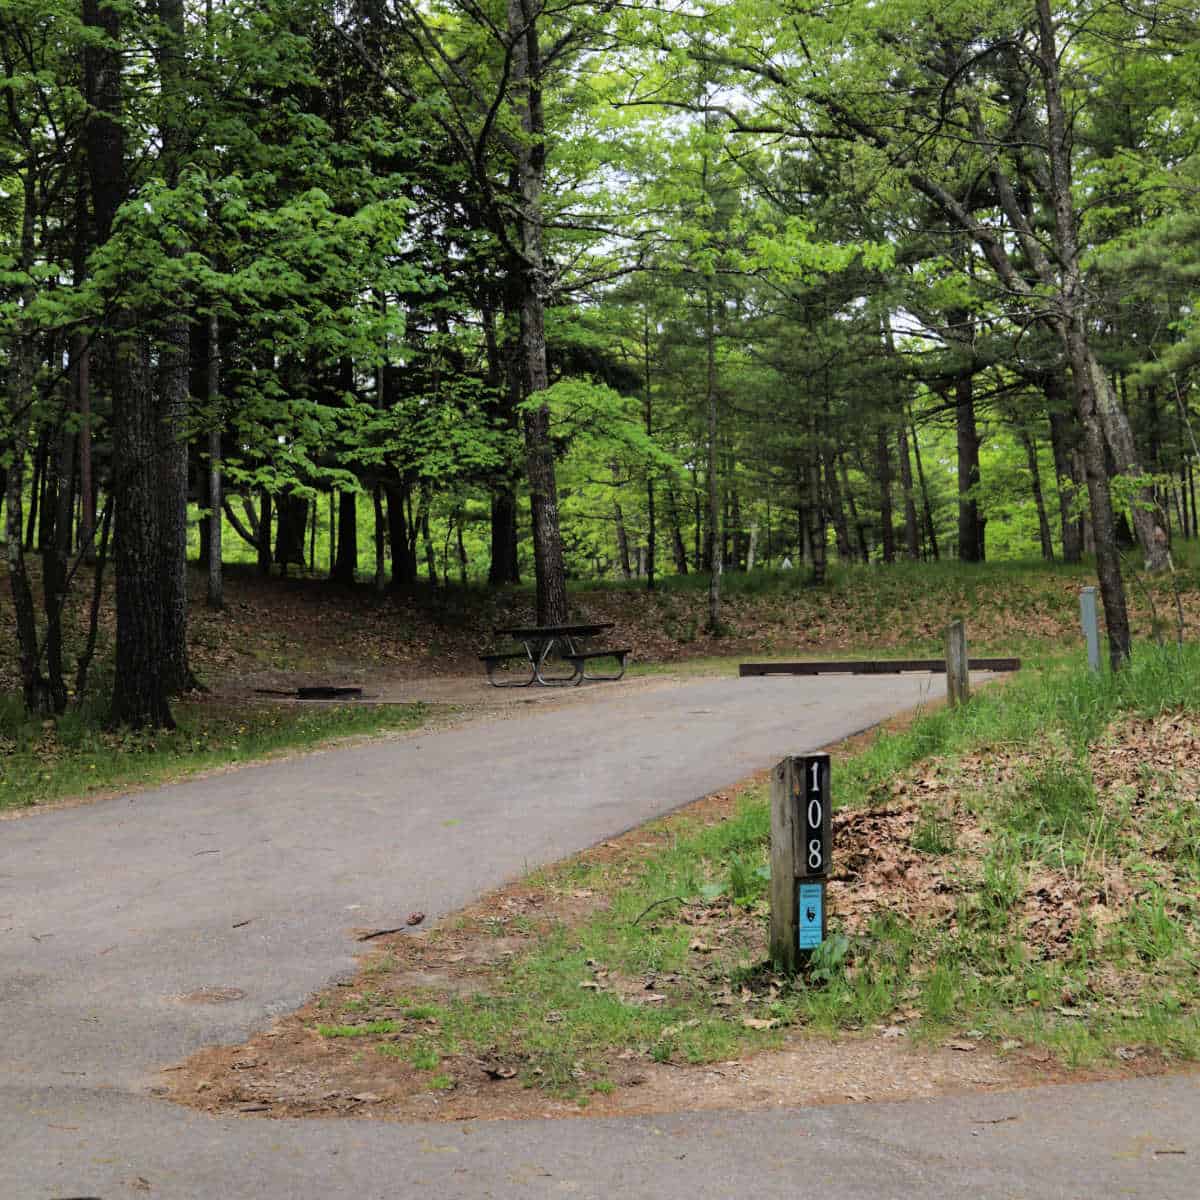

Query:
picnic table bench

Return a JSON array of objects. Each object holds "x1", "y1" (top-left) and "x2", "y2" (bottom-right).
[{"x1": 480, "y1": 623, "x2": 630, "y2": 687}]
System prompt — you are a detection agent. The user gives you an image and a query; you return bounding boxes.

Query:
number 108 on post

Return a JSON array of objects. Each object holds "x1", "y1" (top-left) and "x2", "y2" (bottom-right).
[{"x1": 799, "y1": 753, "x2": 831, "y2": 879}]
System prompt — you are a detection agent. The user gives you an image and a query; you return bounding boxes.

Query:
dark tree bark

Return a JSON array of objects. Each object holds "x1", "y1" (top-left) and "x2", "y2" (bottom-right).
[
  {"x1": 704, "y1": 284, "x2": 721, "y2": 630},
  {"x1": 824, "y1": 447, "x2": 853, "y2": 562},
  {"x1": 221, "y1": 497, "x2": 256, "y2": 548},
  {"x1": 5, "y1": 185, "x2": 53, "y2": 714},
  {"x1": 157, "y1": 317, "x2": 195, "y2": 692},
  {"x1": 910, "y1": 416, "x2": 939, "y2": 560},
  {"x1": 455, "y1": 509, "x2": 468, "y2": 583},
  {"x1": 42, "y1": 403, "x2": 78, "y2": 713},
  {"x1": 840, "y1": 453, "x2": 869, "y2": 561},
  {"x1": 488, "y1": 488, "x2": 520, "y2": 585},
  {"x1": 386, "y1": 481, "x2": 417, "y2": 587},
  {"x1": 333, "y1": 489, "x2": 358, "y2": 584},
  {"x1": 256, "y1": 489, "x2": 273, "y2": 575},
  {"x1": 805, "y1": 436, "x2": 827, "y2": 585},
  {"x1": 25, "y1": 432, "x2": 45, "y2": 550},
  {"x1": 482, "y1": 300, "x2": 521, "y2": 586},
  {"x1": 613, "y1": 486, "x2": 633, "y2": 580},
  {"x1": 876, "y1": 425, "x2": 896, "y2": 564},
  {"x1": 85, "y1": 0, "x2": 174, "y2": 727},
  {"x1": 73, "y1": 167, "x2": 95, "y2": 563},
  {"x1": 155, "y1": 0, "x2": 196, "y2": 695},
  {"x1": 1047, "y1": 380, "x2": 1083, "y2": 564},
  {"x1": 954, "y1": 372, "x2": 984, "y2": 562},
  {"x1": 373, "y1": 484, "x2": 387, "y2": 592},
  {"x1": 1018, "y1": 426, "x2": 1055, "y2": 560},
  {"x1": 665, "y1": 482, "x2": 689, "y2": 574},
  {"x1": 1032, "y1": 0, "x2": 1131, "y2": 662},
  {"x1": 274, "y1": 492, "x2": 308, "y2": 571},
  {"x1": 206, "y1": 313, "x2": 223, "y2": 609},
  {"x1": 506, "y1": 0, "x2": 568, "y2": 624},
  {"x1": 418, "y1": 487, "x2": 438, "y2": 586},
  {"x1": 109, "y1": 338, "x2": 175, "y2": 728},
  {"x1": 897, "y1": 424, "x2": 920, "y2": 560}
]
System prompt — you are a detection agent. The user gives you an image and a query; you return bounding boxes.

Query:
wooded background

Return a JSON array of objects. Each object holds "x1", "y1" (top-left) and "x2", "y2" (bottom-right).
[{"x1": 2, "y1": 0, "x2": 1198, "y2": 726}]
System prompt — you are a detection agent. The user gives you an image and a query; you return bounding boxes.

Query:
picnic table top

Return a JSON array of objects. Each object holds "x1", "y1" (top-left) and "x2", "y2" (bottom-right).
[{"x1": 494, "y1": 622, "x2": 614, "y2": 640}]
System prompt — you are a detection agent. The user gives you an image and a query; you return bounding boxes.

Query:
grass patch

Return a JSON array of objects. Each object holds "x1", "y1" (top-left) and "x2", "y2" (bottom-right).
[
  {"x1": 307, "y1": 643, "x2": 1200, "y2": 1095},
  {"x1": 0, "y1": 699, "x2": 431, "y2": 812}
]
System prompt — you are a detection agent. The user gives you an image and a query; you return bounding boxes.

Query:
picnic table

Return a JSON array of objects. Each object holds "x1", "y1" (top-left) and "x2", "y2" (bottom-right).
[{"x1": 481, "y1": 622, "x2": 630, "y2": 687}]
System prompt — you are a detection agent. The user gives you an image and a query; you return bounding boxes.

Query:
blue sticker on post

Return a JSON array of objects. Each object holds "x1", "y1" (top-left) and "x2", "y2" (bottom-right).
[{"x1": 798, "y1": 882, "x2": 824, "y2": 950}]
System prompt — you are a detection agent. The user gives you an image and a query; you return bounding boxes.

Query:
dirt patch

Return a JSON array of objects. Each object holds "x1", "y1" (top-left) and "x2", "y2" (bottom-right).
[{"x1": 169, "y1": 1004, "x2": 1134, "y2": 1123}]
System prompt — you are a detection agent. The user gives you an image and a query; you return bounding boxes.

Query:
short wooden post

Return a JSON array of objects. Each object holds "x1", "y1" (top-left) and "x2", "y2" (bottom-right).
[
  {"x1": 770, "y1": 753, "x2": 831, "y2": 973},
  {"x1": 1080, "y1": 587, "x2": 1101, "y2": 673},
  {"x1": 945, "y1": 619, "x2": 969, "y2": 707}
]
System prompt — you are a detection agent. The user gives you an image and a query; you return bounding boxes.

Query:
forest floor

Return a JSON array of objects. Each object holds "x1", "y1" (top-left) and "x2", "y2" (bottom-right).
[{"x1": 165, "y1": 651, "x2": 1200, "y2": 1122}]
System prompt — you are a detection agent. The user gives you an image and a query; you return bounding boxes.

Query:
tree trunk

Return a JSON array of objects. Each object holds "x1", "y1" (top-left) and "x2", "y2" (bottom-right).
[
  {"x1": 1033, "y1": 0, "x2": 1132, "y2": 663},
  {"x1": 109, "y1": 337, "x2": 175, "y2": 728},
  {"x1": 955, "y1": 372, "x2": 984, "y2": 561},
  {"x1": 704, "y1": 284, "x2": 721, "y2": 631},
  {"x1": 157, "y1": 316, "x2": 195, "y2": 692},
  {"x1": 614, "y1": 491, "x2": 633, "y2": 579},
  {"x1": 333, "y1": 489, "x2": 358, "y2": 584},
  {"x1": 897, "y1": 424, "x2": 920, "y2": 560},
  {"x1": 155, "y1": 0, "x2": 196, "y2": 695},
  {"x1": 488, "y1": 487, "x2": 520, "y2": 585},
  {"x1": 1087, "y1": 354, "x2": 1169, "y2": 570},
  {"x1": 824, "y1": 446, "x2": 853, "y2": 561},
  {"x1": 643, "y1": 311, "x2": 656, "y2": 591},
  {"x1": 207, "y1": 313, "x2": 223, "y2": 610},
  {"x1": 25, "y1": 432, "x2": 44, "y2": 550},
  {"x1": 373, "y1": 484, "x2": 387, "y2": 592},
  {"x1": 805, "y1": 443, "x2": 827, "y2": 585},
  {"x1": 877, "y1": 425, "x2": 895, "y2": 564},
  {"x1": 43, "y1": 403, "x2": 78, "y2": 713},
  {"x1": 456, "y1": 510, "x2": 468, "y2": 584},
  {"x1": 482, "y1": 300, "x2": 521, "y2": 586},
  {"x1": 507, "y1": 0, "x2": 568, "y2": 625},
  {"x1": 85, "y1": 0, "x2": 174, "y2": 727},
  {"x1": 5, "y1": 192, "x2": 53, "y2": 714},
  {"x1": 418, "y1": 487, "x2": 438, "y2": 586},
  {"x1": 1019, "y1": 426, "x2": 1054, "y2": 561},
  {"x1": 841, "y1": 454, "x2": 869, "y2": 561},
  {"x1": 1047, "y1": 383, "x2": 1083, "y2": 564},
  {"x1": 221, "y1": 497, "x2": 254, "y2": 548},
  {"x1": 257, "y1": 489, "x2": 273, "y2": 575},
  {"x1": 910, "y1": 416, "x2": 939, "y2": 560},
  {"x1": 666, "y1": 482, "x2": 688, "y2": 574},
  {"x1": 274, "y1": 492, "x2": 308, "y2": 571},
  {"x1": 386, "y1": 481, "x2": 417, "y2": 587},
  {"x1": 73, "y1": 169, "x2": 95, "y2": 562}
]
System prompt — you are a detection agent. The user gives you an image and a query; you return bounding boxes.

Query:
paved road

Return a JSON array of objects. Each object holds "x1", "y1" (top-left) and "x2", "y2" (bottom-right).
[{"x1": 2, "y1": 673, "x2": 1195, "y2": 1198}]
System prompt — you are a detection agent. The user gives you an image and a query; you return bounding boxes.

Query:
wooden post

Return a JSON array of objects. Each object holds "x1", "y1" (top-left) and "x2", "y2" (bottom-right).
[
  {"x1": 770, "y1": 753, "x2": 831, "y2": 973},
  {"x1": 945, "y1": 619, "x2": 969, "y2": 706},
  {"x1": 1080, "y1": 587, "x2": 1101, "y2": 673}
]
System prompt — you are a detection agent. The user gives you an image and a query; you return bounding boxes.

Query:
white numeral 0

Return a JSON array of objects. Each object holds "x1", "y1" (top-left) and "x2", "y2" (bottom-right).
[
  {"x1": 808, "y1": 798, "x2": 822, "y2": 830},
  {"x1": 808, "y1": 839, "x2": 823, "y2": 871}
]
